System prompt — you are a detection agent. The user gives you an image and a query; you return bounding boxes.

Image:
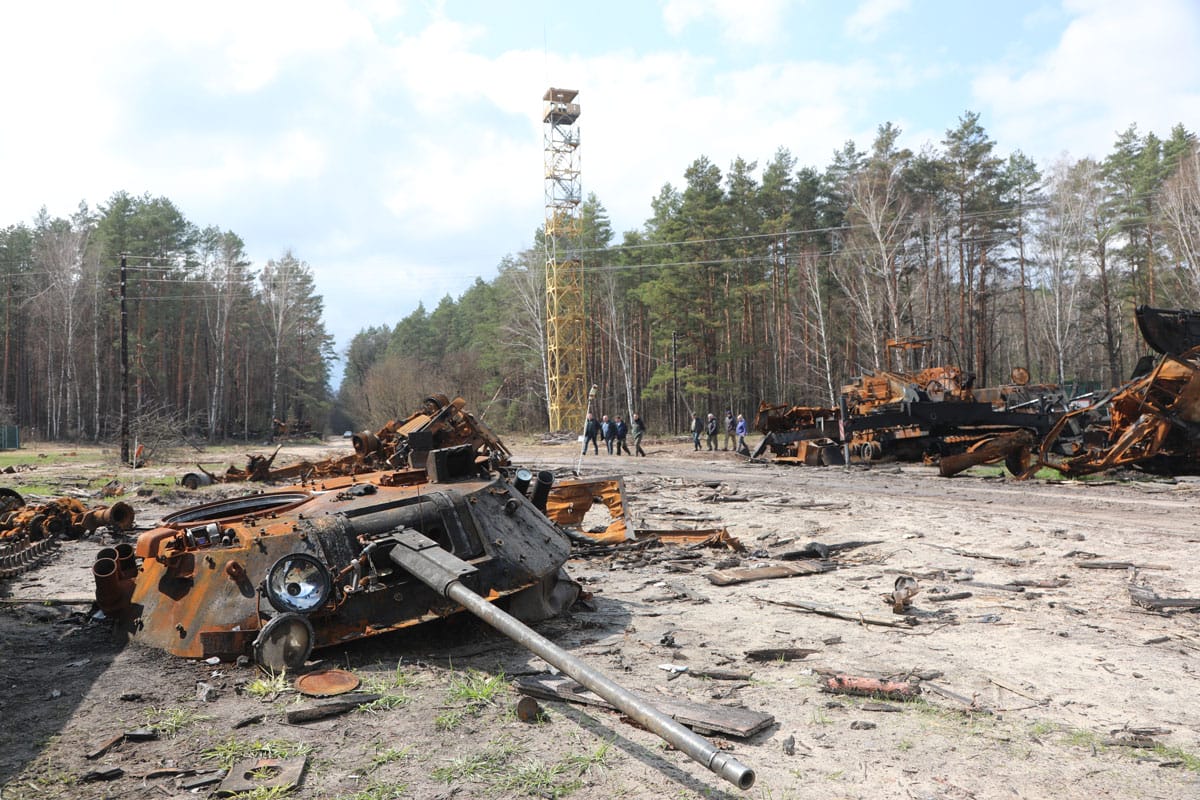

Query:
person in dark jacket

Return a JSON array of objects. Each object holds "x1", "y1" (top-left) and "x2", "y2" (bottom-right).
[
  {"x1": 582, "y1": 412, "x2": 599, "y2": 455},
  {"x1": 601, "y1": 414, "x2": 616, "y2": 454},
  {"x1": 723, "y1": 410, "x2": 736, "y2": 451},
  {"x1": 614, "y1": 415, "x2": 632, "y2": 455},
  {"x1": 631, "y1": 413, "x2": 647, "y2": 457},
  {"x1": 690, "y1": 414, "x2": 703, "y2": 450},
  {"x1": 705, "y1": 413, "x2": 719, "y2": 451}
]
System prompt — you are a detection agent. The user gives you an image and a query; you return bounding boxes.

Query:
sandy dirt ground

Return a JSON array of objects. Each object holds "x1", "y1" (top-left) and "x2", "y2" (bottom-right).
[{"x1": 1, "y1": 435, "x2": 1199, "y2": 800}]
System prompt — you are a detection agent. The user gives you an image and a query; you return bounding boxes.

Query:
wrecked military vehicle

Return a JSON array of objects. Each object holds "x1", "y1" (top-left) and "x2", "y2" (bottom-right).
[
  {"x1": 182, "y1": 394, "x2": 510, "y2": 487},
  {"x1": 99, "y1": 401, "x2": 755, "y2": 789},
  {"x1": 755, "y1": 338, "x2": 1064, "y2": 469},
  {"x1": 102, "y1": 448, "x2": 573, "y2": 667}
]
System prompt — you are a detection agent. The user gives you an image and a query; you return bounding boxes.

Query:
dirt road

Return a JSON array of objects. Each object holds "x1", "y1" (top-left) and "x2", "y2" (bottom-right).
[{"x1": 1, "y1": 437, "x2": 1198, "y2": 799}]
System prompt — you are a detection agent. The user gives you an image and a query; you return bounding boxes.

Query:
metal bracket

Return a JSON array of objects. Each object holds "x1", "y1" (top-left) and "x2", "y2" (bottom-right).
[{"x1": 385, "y1": 529, "x2": 477, "y2": 597}]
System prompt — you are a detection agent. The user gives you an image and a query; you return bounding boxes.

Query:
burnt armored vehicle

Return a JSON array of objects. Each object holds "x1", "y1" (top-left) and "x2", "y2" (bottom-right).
[
  {"x1": 95, "y1": 443, "x2": 756, "y2": 789},
  {"x1": 100, "y1": 447, "x2": 570, "y2": 667}
]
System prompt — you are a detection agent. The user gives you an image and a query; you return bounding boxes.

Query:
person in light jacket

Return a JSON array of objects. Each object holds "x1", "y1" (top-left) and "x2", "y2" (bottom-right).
[{"x1": 736, "y1": 413, "x2": 749, "y2": 455}]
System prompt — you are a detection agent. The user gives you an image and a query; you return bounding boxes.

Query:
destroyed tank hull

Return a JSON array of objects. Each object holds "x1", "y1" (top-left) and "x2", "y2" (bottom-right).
[{"x1": 111, "y1": 459, "x2": 572, "y2": 665}]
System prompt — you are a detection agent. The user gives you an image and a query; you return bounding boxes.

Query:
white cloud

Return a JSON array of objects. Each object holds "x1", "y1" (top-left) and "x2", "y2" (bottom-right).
[
  {"x1": 661, "y1": 0, "x2": 790, "y2": 46},
  {"x1": 845, "y1": 0, "x2": 911, "y2": 42},
  {"x1": 973, "y1": 0, "x2": 1200, "y2": 159}
]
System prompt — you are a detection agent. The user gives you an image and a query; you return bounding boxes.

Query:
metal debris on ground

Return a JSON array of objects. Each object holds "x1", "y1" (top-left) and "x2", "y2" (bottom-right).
[
  {"x1": 1, "y1": 490, "x2": 135, "y2": 578},
  {"x1": 1026, "y1": 341, "x2": 1200, "y2": 478},
  {"x1": 821, "y1": 674, "x2": 921, "y2": 700},
  {"x1": 217, "y1": 756, "x2": 307, "y2": 796},
  {"x1": 294, "y1": 668, "x2": 362, "y2": 697},
  {"x1": 182, "y1": 394, "x2": 510, "y2": 487},
  {"x1": 514, "y1": 674, "x2": 775, "y2": 739}
]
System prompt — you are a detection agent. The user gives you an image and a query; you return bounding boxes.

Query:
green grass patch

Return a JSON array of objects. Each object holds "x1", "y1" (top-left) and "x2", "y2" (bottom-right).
[
  {"x1": 434, "y1": 669, "x2": 506, "y2": 730},
  {"x1": 1149, "y1": 744, "x2": 1200, "y2": 771},
  {"x1": 447, "y1": 669, "x2": 506, "y2": 706},
  {"x1": 223, "y1": 786, "x2": 295, "y2": 800},
  {"x1": 369, "y1": 746, "x2": 412, "y2": 770},
  {"x1": 354, "y1": 661, "x2": 417, "y2": 715},
  {"x1": 335, "y1": 781, "x2": 410, "y2": 800},
  {"x1": 203, "y1": 737, "x2": 313, "y2": 771},
  {"x1": 430, "y1": 738, "x2": 608, "y2": 797},
  {"x1": 361, "y1": 661, "x2": 420, "y2": 693},
  {"x1": 963, "y1": 464, "x2": 1062, "y2": 480},
  {"x1": 245, "y1": 671, "x2": 291, "y2": 699},
  {"x1": 358, "y1": 693, "x2": 411, "y2": 714},
  {"x1": 0, "y1": 449, "x2": 101, "y2": 469},
  {"x1": 431, "y1": 741, "x2": 523, "y2": 783},
  {"x1": 497, "y1": 760, "x2": 582, "y2": 798},
  {"x1": 144, "y1": 706, "x2": 209, "y2": 737}
]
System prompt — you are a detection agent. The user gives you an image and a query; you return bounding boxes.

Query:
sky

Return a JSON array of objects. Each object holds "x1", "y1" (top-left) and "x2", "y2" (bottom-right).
[{"x1": 2, "y1": 0, "x2": 1198, "y2": 386}]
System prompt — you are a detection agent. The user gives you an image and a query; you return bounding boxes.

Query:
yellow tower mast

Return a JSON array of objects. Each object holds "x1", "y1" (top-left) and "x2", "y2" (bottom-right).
[{"x1": 543, "y1": 88, "x2": 586, "y2": 431}]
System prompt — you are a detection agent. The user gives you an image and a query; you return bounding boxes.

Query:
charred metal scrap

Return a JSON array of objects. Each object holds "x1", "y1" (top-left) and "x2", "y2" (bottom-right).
[
  {"x1": 182, "y1": 395, "x2": 510, "y2": 488},
  {"x1": 0, "y1": 490, "x2": 135, "y2": 578},
  {"x1": 1026, "y1": 344, "x2": 1200, "y2": 478}
]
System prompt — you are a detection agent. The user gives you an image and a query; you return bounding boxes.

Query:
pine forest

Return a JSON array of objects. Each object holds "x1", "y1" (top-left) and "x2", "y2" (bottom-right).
[{"x1": 3, "y1": 114, "x2": 1199, "y2": 441}]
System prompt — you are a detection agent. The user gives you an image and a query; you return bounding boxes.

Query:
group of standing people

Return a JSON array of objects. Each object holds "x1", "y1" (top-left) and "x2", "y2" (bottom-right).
[
  {"x1": 582, "y1": 412, "x2": 647, "y2": 457},
  {"x1": 691, "y1": 409, "x2": 748, "y2": 454}
]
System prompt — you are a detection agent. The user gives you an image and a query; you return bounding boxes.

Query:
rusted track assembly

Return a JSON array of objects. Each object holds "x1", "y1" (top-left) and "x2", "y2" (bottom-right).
[{"x1": 0, "y1": 490, "x2": 134, "y2": 578}]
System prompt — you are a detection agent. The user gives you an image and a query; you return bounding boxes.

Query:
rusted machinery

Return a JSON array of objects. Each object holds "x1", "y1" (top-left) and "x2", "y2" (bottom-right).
[
  {"x1": 182, "y1": 395, "x2": 509, "y2": 488},
  {"x1": 1024, "y1": 345, "x2": 1200, "y2": 478},
  {"x1": 752, "y1": 403, "x2": 841, "y2": 463},
  {"x1": 100, "y1": 446, "x2": 755, "y2": 788},
  {"x1": 757, "y1": 338, "x2": 1063, "y2": 468},
  {"x1": 1135, "y1": 305, "x2": 1200, "y2": 356},
  {"x1": 838, "y1": 340, "x2": 1062, "y2": 462},
  {"x1": 0, "y1": 490, "x2": 134, "y2": 578}
]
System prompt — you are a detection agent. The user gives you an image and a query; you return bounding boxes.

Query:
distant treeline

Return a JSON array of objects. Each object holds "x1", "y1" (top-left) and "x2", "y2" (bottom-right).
[
  {"x1": 0, "y1": 191, "x2": 333, "y2": 443},
  {"x1": 339, "y1": 112, "x2": 1199, "y2": 434}
]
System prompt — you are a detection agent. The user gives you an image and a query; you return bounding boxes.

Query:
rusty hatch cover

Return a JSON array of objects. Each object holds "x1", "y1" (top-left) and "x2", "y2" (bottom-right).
[{"x1": 294, "y1": 669, "x2": 361, "y2": 697}]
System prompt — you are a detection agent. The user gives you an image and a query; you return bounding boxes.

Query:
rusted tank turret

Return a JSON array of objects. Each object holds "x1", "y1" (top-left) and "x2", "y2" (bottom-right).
[{"x1": 108, "y1": 445, "x2": 573, "y2": 667}]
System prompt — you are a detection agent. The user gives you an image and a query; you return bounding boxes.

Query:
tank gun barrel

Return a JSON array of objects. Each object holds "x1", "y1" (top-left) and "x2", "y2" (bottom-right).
[{"x1": 386, "y1": 530, "x2": 755, "y2": 790}]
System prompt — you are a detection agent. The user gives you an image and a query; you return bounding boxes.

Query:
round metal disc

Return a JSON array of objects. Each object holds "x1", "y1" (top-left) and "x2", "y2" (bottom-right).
[
  {"x1": 252, "y1": 613, "x2": 315, "y2": 673},
  {"x1": 294, "y1": 668, "x2": 361, "y2": 697}
]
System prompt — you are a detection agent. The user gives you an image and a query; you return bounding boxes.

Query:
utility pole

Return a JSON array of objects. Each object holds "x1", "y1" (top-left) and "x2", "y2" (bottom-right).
[
  {"x1": 119, "y1": 253, "x2": 130, "y2": 465},
  {"x1": 672, "y1": 330, "x2": 678, "y2": 434}
]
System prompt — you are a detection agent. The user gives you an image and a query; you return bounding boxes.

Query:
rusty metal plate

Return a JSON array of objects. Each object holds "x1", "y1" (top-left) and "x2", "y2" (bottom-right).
[
  {"x1": 294, "y1": 668, "x2": 361, "y2": 697},
  {"x1": 218, "y1": 756, "x2": 307, "y2": 794}
]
